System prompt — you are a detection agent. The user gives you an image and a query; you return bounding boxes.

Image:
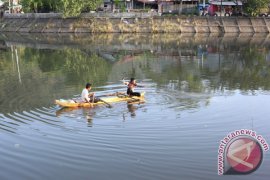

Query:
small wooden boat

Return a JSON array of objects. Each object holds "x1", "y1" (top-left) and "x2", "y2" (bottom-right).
[{"x1": 55, "y1": 92, "x2": 145, "y2": 108}]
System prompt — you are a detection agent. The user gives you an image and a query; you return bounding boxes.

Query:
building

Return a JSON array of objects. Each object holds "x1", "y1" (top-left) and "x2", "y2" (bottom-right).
[
  {"x1": 100, "y1": 0, "x2": 198, "y2": 14},
  {"x1": 207, "y1": 0, "x2": 243, "y2": 16}
]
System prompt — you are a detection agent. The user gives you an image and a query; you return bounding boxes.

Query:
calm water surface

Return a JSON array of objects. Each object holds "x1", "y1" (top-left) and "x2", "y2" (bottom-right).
[{"x1": 0, "y1": 33, "x2": 270, "y2": 180}]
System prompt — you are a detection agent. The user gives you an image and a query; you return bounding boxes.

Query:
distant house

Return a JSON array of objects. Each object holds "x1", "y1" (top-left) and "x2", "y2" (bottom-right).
[
  {"x1": 3, "y1": 0, "x2": 22, "y2": 13},
  {"x1": 100, "y1": 0, "x2": 136, "y2": 12},
  {"x1": 159, "y1": 0, "x2": 198, "y2": 14},
  {"x1": 207, "y1": 0, "x2": 243, "y2": 16},
  {"x1": 100, "y1": 0, "x2": 198, "y2": 14}
]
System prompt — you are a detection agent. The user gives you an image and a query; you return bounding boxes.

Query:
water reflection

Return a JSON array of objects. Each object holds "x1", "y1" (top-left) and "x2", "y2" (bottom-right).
[
  {"x1": 127, "y1": 104, "x2": 137, "y2": 117},
  {"x1": 122, "y1": 103, "x2": 142, "y2": 120},
  {"x1": 55, "y1": 107, "x2": 76, "y2": 117},
  {"x1": 1, "y1": 33, "x2": 270, "y2": 122},
  {"x1": 55, "y1": 102, "x2": 144, "y2": 125},
  {"x1": 1, "y1": 33, "x2": 270, "y2": 180}
]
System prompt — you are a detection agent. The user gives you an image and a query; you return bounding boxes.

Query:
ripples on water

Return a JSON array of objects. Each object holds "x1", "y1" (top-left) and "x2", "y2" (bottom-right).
[
  {"x1": 0, "y1": 81, "x2": 206, "y2": 179},
  {"x1": 1, "y1": 33, "x2": 270, "y2": 179},
  {"x1": 1, "y1": 79, "x2": 270, "y2": 180}
]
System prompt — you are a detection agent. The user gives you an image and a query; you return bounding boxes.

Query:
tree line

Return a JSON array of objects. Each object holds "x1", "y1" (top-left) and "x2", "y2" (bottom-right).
[
  {"x1": 19, "y1": 0, "x2": 102, "y2": 17},
  {"x1": 244, "y1": 0, "x2": 270, "y2": 16},
  {"x1": 6, "y1": 0, "x2": 270, "y2": 17}
]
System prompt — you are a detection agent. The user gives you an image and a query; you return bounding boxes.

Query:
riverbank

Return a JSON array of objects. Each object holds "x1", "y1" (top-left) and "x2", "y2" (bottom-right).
[{"x1": 0, "y1": 13, "x2": 270, "y2": 33}]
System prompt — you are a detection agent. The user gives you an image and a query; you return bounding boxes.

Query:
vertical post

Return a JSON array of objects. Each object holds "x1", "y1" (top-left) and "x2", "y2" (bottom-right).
[
  {"x1": 11, "y1": 46, "x2": 15, "y2": 71},
  {"x1": 240, "y1": 1, "x2": 243, "y2": 16},
  {"x1": 178, "y1": 1, "x2": 181, "y2": 15},
  {"x1": 9, "y1": 0, "x2": 11, "y2": 13},
  {"x1": 180, "y1": 0, "x2": 182, "y2": 15},
  {"x1": 220, "y1": 0, "x2": 223, "y2": 17},
  {"x1": 15, "y1": 47, "x2": 22, "y2": 84},
  {"x1": 202, "y1": 52, "x2": 204, "y2": 68},
  {"x1": 111, "y1": 0, "x2": 113, "y2": 12},
  {"x1": 143, "y1": 1, "x2": 145, "y2": 9},
  {"x1": 202, "y1": 0, "x2": 206, "y2": 16}
]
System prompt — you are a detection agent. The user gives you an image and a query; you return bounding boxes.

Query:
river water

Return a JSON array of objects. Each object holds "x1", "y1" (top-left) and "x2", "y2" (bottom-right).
[{"x1": 0, "y1": 33, "x2": 270, "y2": 180}]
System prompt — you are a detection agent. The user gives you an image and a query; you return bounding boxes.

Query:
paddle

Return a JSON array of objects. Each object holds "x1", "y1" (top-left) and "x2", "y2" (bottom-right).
[
  {"x1": 97, "y1": 92, "x2": 125, "y2": 98},
  {"x1": 91, "y1": 94, "x2": 112, "y2": 108},
  {"x1": 117, "y1": 93, "x2": 145, "y2": 104},
  {"x1": 99, "y1": 98, "x2": 113, "y2": 108}
]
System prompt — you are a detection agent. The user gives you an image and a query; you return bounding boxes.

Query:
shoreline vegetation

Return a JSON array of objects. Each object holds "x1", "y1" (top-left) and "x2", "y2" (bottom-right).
[{"x1": 1, "y1": 13, "x2": 270, "y2": 33}]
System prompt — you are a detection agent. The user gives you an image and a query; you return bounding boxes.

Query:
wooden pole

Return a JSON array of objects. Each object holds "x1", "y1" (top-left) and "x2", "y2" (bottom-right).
[{"x1": 9, "y1": 0, "x2": 11, "y2": 13}]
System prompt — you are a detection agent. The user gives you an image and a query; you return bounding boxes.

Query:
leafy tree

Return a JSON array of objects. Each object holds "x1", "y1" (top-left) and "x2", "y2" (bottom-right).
[
  {"x1": 244, "y1": 0, "x2": 270, "y2": 16},
  {"x1": 21, "y1": 0, "x2": 61, "y2": 13},
  {"x1": 41, "y1": 0, "x2": 61, "y2": 12},
  {"x1": 59, "y1": 0, "x2": 102, "y2": 17},
  {"x1": 21, "y1": 0, "x2": 43, "y2": 13},
  {"x1": 21, "y1": 0, "x2": 102, "y2": 17}
]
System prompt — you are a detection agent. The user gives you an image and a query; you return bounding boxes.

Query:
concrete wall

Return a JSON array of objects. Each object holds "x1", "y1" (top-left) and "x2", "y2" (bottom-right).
[{"x1": 1, "y1": 13, "x2": 270, "y2": 33}]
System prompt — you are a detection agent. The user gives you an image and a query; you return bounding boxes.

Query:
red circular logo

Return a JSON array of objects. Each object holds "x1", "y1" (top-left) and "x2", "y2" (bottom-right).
[{"x1": 226, "y1": 137, "x2": 263, "y2": 174}]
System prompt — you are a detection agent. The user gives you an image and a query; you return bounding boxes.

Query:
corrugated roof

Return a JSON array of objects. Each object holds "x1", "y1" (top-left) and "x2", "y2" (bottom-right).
[{"x1": 210, "y1": 1, "x2": 242, "y2": 6}]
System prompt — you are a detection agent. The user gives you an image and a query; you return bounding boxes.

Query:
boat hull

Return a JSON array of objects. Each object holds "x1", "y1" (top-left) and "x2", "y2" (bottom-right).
[{"x1": 55, "y1": 93, "x2": 145, "y2": 108}]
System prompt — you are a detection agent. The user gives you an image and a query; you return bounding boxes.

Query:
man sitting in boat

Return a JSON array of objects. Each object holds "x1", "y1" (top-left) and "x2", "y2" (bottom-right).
[
  {"x1": 124, "y1": 78, "x2": 142, "y2": 97},
  {"x1": 81, "y1": 83, "x2": 99, "y2": 103}
]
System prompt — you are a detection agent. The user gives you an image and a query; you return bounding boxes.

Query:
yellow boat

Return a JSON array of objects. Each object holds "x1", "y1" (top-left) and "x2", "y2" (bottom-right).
[{"x1": 55, "y1": 92, "x2": 145, "y2": 108}]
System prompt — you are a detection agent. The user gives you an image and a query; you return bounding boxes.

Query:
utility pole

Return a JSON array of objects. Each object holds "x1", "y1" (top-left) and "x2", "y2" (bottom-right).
[{"x1": 221, "y1": 0, "x2": 223, "y2": 16}]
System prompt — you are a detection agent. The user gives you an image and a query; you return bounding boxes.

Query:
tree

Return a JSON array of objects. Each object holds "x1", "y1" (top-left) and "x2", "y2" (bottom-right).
[
  {"x1": 244, "y1": 0, "x2": 270, "y2": 16},
  {"x1": 59, "y1": 0, "x2": 102, "y2": 17},
  {"x1": 21, "y1": 0, "x2": 102, "y2": 17},
  {"x1": 21, "y1": 0, "x2": 61, "y2": 13},
  {"x1": 21, "y1": 0, "x2": 43, "y2": 13}
]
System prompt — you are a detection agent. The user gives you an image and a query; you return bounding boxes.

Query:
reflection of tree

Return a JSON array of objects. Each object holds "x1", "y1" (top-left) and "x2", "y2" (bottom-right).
[
  {"x1": 108, "y1": 51, "x2": 154, "y2": 81},
  {"x1": 1, "y1": 33, "x2": 270, "y2": 113},
  {"x1": 142, "y1": 58, "x2": 205, "y2": 93},
  {"x1": 219, "y1": 46, "x2": 270, "y2": 91},
  {"x1": 22, "y1": 47, "x2": 112, "y2": 86},
  {"x1": 63, "y1": 49, "x2": 112, "y2": 86},
  {"x1": 0, "y1": 47, "x2": 112, "y2": 113},
  {"x1": 23, "y1": 48, "x2": 65, "y2": 72},
  {"x1": 0, "y1": 47, "x2": 66, "y2": 113},
  {"x1": 113, "y1": 44, "x2": 270, "y2": 94}
]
